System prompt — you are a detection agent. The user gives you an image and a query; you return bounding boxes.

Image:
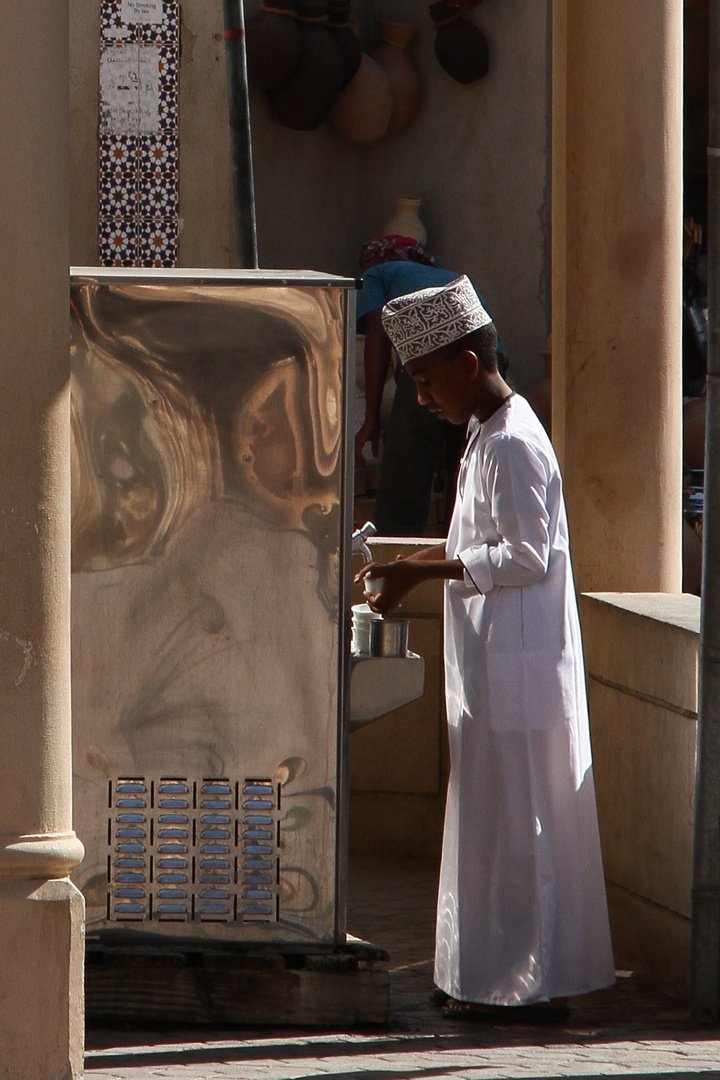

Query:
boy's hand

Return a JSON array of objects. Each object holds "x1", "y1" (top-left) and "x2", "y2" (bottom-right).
[{"x1": 355, "y1": 557, "x2": 425, "y2": 615}]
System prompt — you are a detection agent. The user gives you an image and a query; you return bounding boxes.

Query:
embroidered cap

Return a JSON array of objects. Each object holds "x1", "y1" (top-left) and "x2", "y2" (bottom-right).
[{"x1": 381, "y1": 275, "x2": 492, "y2": 364}]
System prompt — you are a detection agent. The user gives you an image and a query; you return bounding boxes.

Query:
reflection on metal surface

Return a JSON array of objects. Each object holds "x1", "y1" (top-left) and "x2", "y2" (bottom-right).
[
  {"x1": 70, "y1": 272, "x2": 353, "y2": 944},
  {"x1": 71, "y1": 281, "x2": 344, "y2": 569}
]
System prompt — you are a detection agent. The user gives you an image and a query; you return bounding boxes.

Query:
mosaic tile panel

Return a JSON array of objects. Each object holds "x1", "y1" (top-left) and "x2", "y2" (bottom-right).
[
  {"x1": 99, "y1": 0, "x2": 179, "y2": 267},
  {"x1": 99, "y1": 217, "x2": 136, "y2": 266},
  {"x1": 102, "y1": 0, "x2": 180, "y2": 45},
  {"x1": 136, "y1": 217, "x2": 180, "y2": 267}
]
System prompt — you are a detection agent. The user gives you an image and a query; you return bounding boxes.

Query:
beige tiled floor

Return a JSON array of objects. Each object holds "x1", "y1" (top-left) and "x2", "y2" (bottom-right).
[
  {"x1": 84, "y1": 857, "x2": 720, "y2": 1079},
  {"x1": 346, "y1": 856, "x2": 699, "y2": 1039}
]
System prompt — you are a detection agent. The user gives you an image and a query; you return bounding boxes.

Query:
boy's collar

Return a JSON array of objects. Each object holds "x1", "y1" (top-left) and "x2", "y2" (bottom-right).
[{"x1": 476, "y1": 390, "x2": 515, "y2": 426}]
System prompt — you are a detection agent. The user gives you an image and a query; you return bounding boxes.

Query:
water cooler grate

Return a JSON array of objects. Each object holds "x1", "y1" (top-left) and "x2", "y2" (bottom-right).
[{"x1": 107, "y1": 776, "x2": 280, "y2": 923}]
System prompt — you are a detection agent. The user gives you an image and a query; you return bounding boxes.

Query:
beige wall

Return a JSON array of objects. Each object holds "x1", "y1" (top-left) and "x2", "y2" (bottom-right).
[{"x1": 69, "y1": 0, "x2": 551, "y2": 392}]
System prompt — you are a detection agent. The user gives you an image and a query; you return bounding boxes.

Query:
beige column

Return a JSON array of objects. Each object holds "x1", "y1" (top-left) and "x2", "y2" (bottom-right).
[
  {"x1": 552, "y1": 0, "x2": 684, "y2": 593},
  {"x1": 0, "y1": 3, "x2": 85, "y2": 1078}
]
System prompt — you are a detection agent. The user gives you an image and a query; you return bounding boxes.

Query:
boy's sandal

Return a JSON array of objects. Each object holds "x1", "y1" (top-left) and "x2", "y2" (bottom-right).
[
  {"x1": 429, "y1": 986, "x2": 450, "y2": 1006},
  {"x1": 441, "y1": 998, "x2": 570, "y2": 1024}
]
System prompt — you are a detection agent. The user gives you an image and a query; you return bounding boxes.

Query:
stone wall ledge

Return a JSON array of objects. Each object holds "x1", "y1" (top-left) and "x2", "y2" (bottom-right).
[
  {"x1": 580, "y1": 592, "x2": 700, "y2": 716},
  {"x1": 580, "y1": 591, "x2": 700, "y2": 995},
  {"x1": 582, "y1": 591, "x2": 701, "y2": 632}
]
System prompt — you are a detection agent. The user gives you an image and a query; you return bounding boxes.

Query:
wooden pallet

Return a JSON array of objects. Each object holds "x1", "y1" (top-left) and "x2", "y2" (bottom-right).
[{"x1": 85, "y1": 936, "x2": 390, "y2": 1028}]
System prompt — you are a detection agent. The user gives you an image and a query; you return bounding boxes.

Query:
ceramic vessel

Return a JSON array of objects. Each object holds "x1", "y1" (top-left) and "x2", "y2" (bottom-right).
[
  {"x1": 372, "y1": 21, "x2": 422, "y2": 137},
  {"x1": 245, "y1": 0, "x2": 303, "y2": 91},
  {"x1": 327, "y1": 0, "x2": 362, "y2": 88},
  {"x1": 328, "y1": 52, "x2": 393, "y2": 143},
  {"x1": 429, "y1": 2, "x2": 489, "y2": 84},
  {"x1": 269, "y1": 0, "x2": 345, "y2": 130},
  {"x1": 381, "y1": 195, "x2": 427, "y2": 245}
]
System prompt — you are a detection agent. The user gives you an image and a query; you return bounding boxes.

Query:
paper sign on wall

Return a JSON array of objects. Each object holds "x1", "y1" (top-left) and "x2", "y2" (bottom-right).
[
  {"x1": 121, "y1": 0, "x2": 164, "y2": 23},
  {"x1": 100, "y1": 45, "x2": 160, "y2": 135}
]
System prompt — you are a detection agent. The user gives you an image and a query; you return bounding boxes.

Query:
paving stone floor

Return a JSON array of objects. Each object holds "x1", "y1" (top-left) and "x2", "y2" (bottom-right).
[{"x1": 84, "y1": 857, "x2": 720, "y2": 1079}]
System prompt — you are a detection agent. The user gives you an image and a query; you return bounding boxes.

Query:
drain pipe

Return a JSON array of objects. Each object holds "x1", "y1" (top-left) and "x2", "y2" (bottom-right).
[
  {"x1": 222, "y1": 0, "x2": 259, "y2": 268},
  {"x1": 691, "y1": 0, "x2": 720, "y2": 1025}
]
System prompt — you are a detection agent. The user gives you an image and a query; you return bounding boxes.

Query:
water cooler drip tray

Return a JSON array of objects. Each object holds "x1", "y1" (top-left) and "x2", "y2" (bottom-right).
[{"x1": 349, "y1": 653, "x2": 425, "y2": 732}]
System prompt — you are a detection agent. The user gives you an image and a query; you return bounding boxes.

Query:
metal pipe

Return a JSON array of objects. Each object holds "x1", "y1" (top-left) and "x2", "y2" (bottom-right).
[
  {"x1": 222, "y1": 0, "x2": 259, "y2": 268},
  {"x1": 691, "y1": 0, "x2": 720, "y2": 1025}
]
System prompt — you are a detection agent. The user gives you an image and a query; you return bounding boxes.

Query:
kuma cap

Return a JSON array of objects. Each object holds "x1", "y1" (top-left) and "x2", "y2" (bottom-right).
[{"x1": 381, "y1": 274, "x2": 492, "y2": 365}]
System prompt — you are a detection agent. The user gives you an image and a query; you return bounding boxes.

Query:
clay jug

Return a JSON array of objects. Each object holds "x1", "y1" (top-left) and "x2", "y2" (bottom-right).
[
  {"x1": 329, "y1": 52, "x2": 393, "y2": 143},
  {"x1": 245, "y1": 0, "x2": 303, "y2": 92},
  {"x1": 269, "y1": 0, "x2": 345, "y2": 130},
  {"x1": 429, "y1": 2, "x2": 489, "y2": 84},
  {"x1": 381, "y1": 196, "x2": 427, "y2": 245},
  {"x1": 372, "y1": 21, "x2": 422, "y2": 137},
  {"x1": 327, "y1": 0, "x2": 362, "y2": 89}
]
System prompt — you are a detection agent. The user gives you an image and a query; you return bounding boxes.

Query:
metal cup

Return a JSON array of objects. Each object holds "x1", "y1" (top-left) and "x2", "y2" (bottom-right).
[{"x1": 370, "y1": 617, "x2": 409, "y2": 658}]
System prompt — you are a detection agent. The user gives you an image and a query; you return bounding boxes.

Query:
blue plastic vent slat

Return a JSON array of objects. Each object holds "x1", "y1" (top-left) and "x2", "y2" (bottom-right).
[{"x1": 108, "y1": 776, "x2": 279, "y2": 925}]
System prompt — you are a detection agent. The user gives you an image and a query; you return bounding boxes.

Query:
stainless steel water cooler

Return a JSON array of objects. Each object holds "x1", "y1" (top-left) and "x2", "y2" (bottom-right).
[{"x1": 70, "y1": 268, "x2": 359, "y2": 949}]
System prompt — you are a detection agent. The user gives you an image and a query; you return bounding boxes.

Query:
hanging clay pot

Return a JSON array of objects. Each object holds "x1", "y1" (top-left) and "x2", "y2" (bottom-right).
[
  {"x1": 327, "y1": 0, "x2": 362, "y2": 89},
  {"x1": 328, "y1": 52, "x2": 393, "y2": 143},
  {"x1": 269, "y1": 0, "x2": 345, "y2": 130},
  {"x1": 429, "y1": 2, "x2": 489, "y2": 84},
  {"x1": 372, "y1": 21, "x2": 422, "y2": 137},
  {"x1": 381, "y1": 195, "x2": 427, "y2": 245},
  {"x1": 245, "y1": 0, "x2": 303, "y2": 91}
]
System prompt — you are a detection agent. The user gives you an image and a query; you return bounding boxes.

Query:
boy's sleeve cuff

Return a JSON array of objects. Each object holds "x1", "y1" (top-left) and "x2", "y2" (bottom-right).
[{"x1": 458, "y1": 546, "x2": 493, "y2": 594}]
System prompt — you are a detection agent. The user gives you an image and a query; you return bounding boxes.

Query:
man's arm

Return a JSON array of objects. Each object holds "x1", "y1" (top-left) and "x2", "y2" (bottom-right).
[{"x1": 354, "y1": 309, "x2": 393, "y2": 465}]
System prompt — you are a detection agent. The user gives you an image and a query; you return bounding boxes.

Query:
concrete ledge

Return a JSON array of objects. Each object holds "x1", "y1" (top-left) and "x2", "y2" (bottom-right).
[
  {"x1": 580, "y1": 592, "x2": 699, "y2": 997},
  {"x1": 606, "y1": 882, "x2": 690, "y2": 999},
  {"x1": 581, "y1": 592, "x2": 700, "y2": 713},
  {"x1": 589, "y1": 682, "x2": 695, "y2": 916}
]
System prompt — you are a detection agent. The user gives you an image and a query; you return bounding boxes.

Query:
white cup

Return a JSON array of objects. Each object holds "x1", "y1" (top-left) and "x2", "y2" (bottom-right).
[
  {"x1": 352, "y1": 602, "x2": 374, "y2": 616},
  {"x1": 352, "y1": 623, "x2": 375, "y2": 655},
  {"x1": 364, "y1": 576, "x2": 384, "y2": 596}
]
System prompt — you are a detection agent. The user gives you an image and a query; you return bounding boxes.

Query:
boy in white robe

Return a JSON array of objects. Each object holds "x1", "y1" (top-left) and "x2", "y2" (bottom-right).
[{"x1": 356, "y1": 276, "x2": 615, "y2": 1022}]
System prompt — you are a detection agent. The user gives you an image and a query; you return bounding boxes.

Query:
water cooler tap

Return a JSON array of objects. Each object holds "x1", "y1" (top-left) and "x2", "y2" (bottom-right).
[{"x1": 351, "y1": 520, "x2": 377, "y2": 564}]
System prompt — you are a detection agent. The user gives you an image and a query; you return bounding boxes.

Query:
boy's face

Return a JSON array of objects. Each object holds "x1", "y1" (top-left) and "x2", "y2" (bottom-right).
[{"x1": 404, "y1": 349, "x2": 477, "y2": 425}]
